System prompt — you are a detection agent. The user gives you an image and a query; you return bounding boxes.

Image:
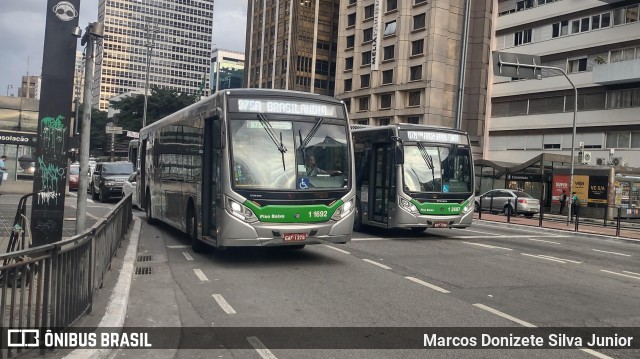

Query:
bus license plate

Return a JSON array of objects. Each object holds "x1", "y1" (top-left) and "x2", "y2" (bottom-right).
[
  {"x1": 284, "y1": 233, "x2": 307, "y2": 241},
  {"x1": 434, "y1": 222, "x2": 448, "y2": 228}
]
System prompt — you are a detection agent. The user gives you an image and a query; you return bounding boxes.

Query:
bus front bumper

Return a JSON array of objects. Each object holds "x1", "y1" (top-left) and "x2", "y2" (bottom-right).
[{"x1": 394, "y1": 206, "x2": 473, "y2": 229}]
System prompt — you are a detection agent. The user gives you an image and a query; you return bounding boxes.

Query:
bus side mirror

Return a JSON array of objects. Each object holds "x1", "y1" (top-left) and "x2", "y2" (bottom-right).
[
  {"x1": 212, "y1": 118, "x2": 224, "y2": 149},
  {"x1": 395, "y1": 145, "x2": 404, "y2": 165}
]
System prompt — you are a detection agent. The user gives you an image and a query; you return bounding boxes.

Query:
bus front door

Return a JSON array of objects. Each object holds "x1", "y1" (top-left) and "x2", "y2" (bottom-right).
[{"x1": 371, "y1": 143, "x2": 393, "y2": 225}]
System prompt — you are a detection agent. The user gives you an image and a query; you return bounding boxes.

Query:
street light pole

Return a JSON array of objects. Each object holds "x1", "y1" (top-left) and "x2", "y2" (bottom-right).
[
  {"x1": 142, "y1": 22, "x2": 159, "y2": 129},
  {"x1": 6, "y1": 84, "x2": 13, "y2": 96}
]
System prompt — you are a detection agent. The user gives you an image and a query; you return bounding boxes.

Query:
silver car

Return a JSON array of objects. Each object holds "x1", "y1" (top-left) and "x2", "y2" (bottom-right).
[{"x1": 475, "y1": 189, "x2": 540, "y2": 218}]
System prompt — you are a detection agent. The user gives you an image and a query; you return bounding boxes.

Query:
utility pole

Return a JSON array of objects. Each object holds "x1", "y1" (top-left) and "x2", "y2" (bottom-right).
[
  {"x1": 76, "y1": 22, "x2": 104, "y2": 234},
  {"x1": 142, "y1": 22, "x2": 160, "y2": 128}
]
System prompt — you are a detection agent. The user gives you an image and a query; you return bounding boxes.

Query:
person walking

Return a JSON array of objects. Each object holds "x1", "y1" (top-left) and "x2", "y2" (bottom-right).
[
  {"x1": 570, "y1": 191, "x2": 579, "y2": 223},
  {"x1": 0, "y1": 155, "x2": 7, "y2": 195},
  {"x1": 558, "y1": 189, "x2": 567, "y2": 215}
]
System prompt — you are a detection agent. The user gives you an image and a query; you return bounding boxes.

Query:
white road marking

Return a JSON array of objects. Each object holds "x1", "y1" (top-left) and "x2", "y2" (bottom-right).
[
  {"x1": 247, "y1": 336, "x2": 278, "y2": 359},
  {"x1": 68, "y1": 204, "x2": 100, "y2": 220},
  {"x1": 473, "y1": 303, "x2": 536, "y2": 327},
  {"x1": 324, "y1": 245, "x2": 350, "y2": 254},
  {"x1": 193, "y1": 268, "x2": 208, "y2": 282},
  {"x1": 521, "y1": 253, "x2": 566, "y2": 264},
  {"x1": 600, "y1": 270, "x2": 640, "y2": 280},
  {"x1": 474, "y1": 304, "x2": 611, "y2": 359},
  {"x1": 537, "y1": 255, "x2": 581, "y2": 264},
  {"x1": 592, "y1": 249, "x2": 631, "y2": 257},
  {"x1": 351, "y1": 237, "x2": 388, "y2": 241},
  {"x1": 453, "y1": 235, "x2": 563, "y2": 240},
  {"x1": 522, "y1": 238, "x2": 561, "y2": 244},
  {"x1": 167, "y1": 245, "x2": 190, "y2": 249},
  {"x1": 182, "y1": 252, "x2": 194, "y2": 261},
  {"x1": 623, "y1": 270, "x2": 640, "y2": 276},
  {"x1": 464, "y1": 228, "x2": 502, "y2": 236},
  {"x1": 212, "y1": 294, "x2": 236, "y2": 314},
  {"x1": 462, "y1": 242, "x2": 512, "y2": 250},
  {"x1": 362, "y1": 259, "x2": 392, "y2": 270},
  {"x1": 405, "y1": 276, "x2": 450, "y2": 293}
]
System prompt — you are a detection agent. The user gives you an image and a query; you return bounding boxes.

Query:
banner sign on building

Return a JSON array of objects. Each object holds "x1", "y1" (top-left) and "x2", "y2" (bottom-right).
[
  {"x1": 0, "y1": 130, "x2": 37, "y2": 146},
  {"x1": 31, "y1": 0, "x2": 81, "y2": 246},
  {"x1": 371, "y1": 0, "x2": 382, "y2": 71}
]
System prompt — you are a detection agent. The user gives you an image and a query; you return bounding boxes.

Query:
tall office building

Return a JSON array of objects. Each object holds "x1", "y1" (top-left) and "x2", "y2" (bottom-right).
[
  {"x1": 211, "y1": 49, "x2": 245, "y2": 93},
  {"x1": 94, "y1": 0, "x2": 214, "y2": 111},
  {"x1": 334, "y1": 0, "x2": 492, "y2": 154},
  {"x1": 18, "y1": 76, "x2": 41, "y2": 99},
  {"x1": 244, "y1": 0, "x2": 340, "y2": 96},
  {"x1": 488, "y1": 0, "x2": 640, "y2": 167}
]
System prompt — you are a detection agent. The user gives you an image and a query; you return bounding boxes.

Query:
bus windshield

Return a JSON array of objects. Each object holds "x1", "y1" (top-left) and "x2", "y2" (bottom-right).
[
  {"x1": 403, "y1": 144, "x2": 472, "y2": 193},
  {"x1": 230, "y1": 117, "x2": 349, "y2": 190}
]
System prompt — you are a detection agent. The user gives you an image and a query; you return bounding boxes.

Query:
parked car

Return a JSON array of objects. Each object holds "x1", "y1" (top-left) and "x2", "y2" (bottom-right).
[
  {"x1": 121, "y1": 172, "x2": 140, "y2": 208},
  {"x1": 91, "y1": 161, "x2": 134, "y2": 202},
  {"x1": 475, "y1": 189, "x2": 540, "y2": 218},
  {"x1": 69, "y1": 163, "x2": 80, "y2": 191}
]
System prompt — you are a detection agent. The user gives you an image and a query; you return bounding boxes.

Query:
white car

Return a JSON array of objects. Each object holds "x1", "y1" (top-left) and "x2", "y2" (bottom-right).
[{"x1": 122, "y1": 173, "x2": 140, "y2": 208}]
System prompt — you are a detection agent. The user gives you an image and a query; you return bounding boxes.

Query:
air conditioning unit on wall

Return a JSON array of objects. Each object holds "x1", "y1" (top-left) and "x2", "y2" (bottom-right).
[
  {"x1": 611, "y1": 157, "x2": 627, "y2": 167},
  {"x1": 578, "y1": 151, "x2": 591, "y2": 164},
  {"x1": 596, "y1": 158, "x2": 607, "y2": 166}
]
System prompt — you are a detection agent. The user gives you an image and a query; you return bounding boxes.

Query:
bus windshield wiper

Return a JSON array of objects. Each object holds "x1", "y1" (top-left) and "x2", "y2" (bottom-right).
[
  {"x1": 297, "y1": 117, "x2": 325, "y2": 151},
  {"x1": 416, "y1": 142, "x2": 435, "y2": 183},
  {"x1": 257, "y1": 114, "x2": 287, "y2": 170}
]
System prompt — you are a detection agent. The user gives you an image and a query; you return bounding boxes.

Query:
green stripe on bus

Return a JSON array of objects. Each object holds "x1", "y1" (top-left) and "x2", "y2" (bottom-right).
[
  {"x1": 410, "y1": 199, "x2": 470, "y2": 215},
  {"x1": 243, "y1": 200, "x2": 344, "y2": 223}
]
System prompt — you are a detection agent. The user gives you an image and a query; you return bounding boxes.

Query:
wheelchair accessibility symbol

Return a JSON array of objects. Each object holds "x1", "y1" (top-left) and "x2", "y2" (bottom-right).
[{"x1": 299, "y1": 177, "x2": 310, "y2": 189}]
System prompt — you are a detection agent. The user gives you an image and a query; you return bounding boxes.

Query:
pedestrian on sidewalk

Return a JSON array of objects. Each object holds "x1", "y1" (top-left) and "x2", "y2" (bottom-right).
[
  {"x1": 559, "y1": 189, "x2": 567, "y2": 215},
  {"x1": 570, "y1": 191, "x2": 579, "y2": 223},
  {"x1": 0, "y1": 155, "x2": 7, "y2": 195}
]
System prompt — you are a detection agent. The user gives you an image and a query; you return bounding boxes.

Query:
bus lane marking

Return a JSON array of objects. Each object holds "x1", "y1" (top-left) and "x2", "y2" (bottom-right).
[
  {"x1": 537, "y1": 255, "x2": 581, "y2": 264},
  {"x1": 324, "y1": 245, "x2": 350, "y2": 254},
  {"x1": 405, "y1": 276, "x2": 450, "y2": 294},
  {"x1": 473, "y1": 304, "x2": 612, "y2": 359},
  {"x1": 624, "y1": 270, "x2": 640, "y2": 276},
  {"x1": 167, "y1": 245, "x2": 190, "y2": 249},
  {"x1": 351, "y1": 237, "x2": 388, "y2": 241},
  {"x1": 193, "y1": 268, "x2": 209, "y2": 282},
  {"x1": 600, "y1": 270, "x2": 640, "y2": 280},
  {"x1": 182, "y1": 252, "x2": 194, "y2": 261},
  {"x1": 592, "y1": 249, "x2": 631, "y2": 257},
  {"x1": 462, "y1": 242, "x2": 512, "y2": 251},
  {"x1": 521, "y1": 253, "x2": 566, "y2": 264},
  {"x1": 247, "y1": 336, "x2": 278, "y2": 359},
  {"x1": 212, "y1": 294, "x2": 236, "y2": 314},
  {"x1": 362, "y1": 259, "x2": 392, "y2": 270}
]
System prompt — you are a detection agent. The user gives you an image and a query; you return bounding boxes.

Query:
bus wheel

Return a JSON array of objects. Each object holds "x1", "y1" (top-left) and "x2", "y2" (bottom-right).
[
  {"x1": 188, "y1": 207, "x2": 207, "y2": 253},
  {"x1": 145, "y1": 191, "x2": 156, "y2": 224},
  {"x1": 410, "y1": 227, "x2": 427, "y2": 233},
  {"x1": 353, "y1": 199, "x2": 364, "y2": 232}
]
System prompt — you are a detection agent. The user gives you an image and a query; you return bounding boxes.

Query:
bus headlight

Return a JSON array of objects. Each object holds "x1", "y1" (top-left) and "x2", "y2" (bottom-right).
[
  {"x1": 398, "y1": 196, "x2": 418, "y2": 214},
  {"x1": 226, "y1": 197, "x2": 258, "y2": 223},
  {"x1": 331, "y1": 198, "x2": 354, "y2": 220},
  {"x1": 462, "y1": 200, "x2": 474, "y2": 214}
]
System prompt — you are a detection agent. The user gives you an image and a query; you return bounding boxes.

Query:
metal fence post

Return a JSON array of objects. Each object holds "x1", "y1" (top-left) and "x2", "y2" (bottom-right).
[
  {"x1": 478, "y1": 196, "x2": 482, "y2": 219},
  {"x1": 507, "y1": 199, "x2": 512, "y2": 223},
  {"x1": 575, "y1": 206, "x2": 579, "y2": 232},
  {"x1": 539, "y1": 200, "x2": 544, "y2": 227},
  {"x1": 603, "y1": 206, "x2": 608, "y2": 227},
  {"x1": 490, "y1": 196, "x2": 494, "y2": 214},
  {"x1": 616, "y1": 207, "x2": 621, "y2": 237}
]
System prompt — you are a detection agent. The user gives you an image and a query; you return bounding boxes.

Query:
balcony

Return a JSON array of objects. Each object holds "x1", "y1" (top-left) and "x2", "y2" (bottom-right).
[{"x1": 593, "y1": 59, "x2": 640, "y2": 85}]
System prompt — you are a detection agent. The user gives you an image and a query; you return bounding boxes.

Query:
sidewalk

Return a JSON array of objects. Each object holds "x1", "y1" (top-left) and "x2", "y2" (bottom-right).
[
  {"x1": 0, "y1": 180, "x2": 34, "y2": 195},
  {"x1": 474, "y1": 212, "x2": 640, "y2": 241}
]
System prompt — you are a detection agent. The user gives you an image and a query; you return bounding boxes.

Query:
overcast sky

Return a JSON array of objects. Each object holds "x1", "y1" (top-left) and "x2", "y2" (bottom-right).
[{"x1": 0, "y1": 0, "x2": 247, "y2": 96}]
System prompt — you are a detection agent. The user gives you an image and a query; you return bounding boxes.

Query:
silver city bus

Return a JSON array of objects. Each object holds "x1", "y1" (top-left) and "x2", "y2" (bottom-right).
[
  {"x1": 139, "y1": 89, "x2": 356, "y2": 251},
  {"x1": 351, "y1": 124, "x2": 474, "y2": 233}
]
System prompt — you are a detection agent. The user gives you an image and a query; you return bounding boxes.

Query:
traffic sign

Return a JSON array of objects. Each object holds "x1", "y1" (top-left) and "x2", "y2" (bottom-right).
[
  {"x1": 492, "y1": 51, "x2": 542, "y2": 80},
  {"x1": 106, "y1": 126, "x2": 123, "y2": 134}
]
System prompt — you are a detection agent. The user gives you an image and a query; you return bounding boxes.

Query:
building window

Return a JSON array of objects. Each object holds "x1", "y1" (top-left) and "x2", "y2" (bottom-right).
[
  {"x1": 413, "y1": 13, "x2": 426, "y2": 30},
  {"x1": 568, "y1": 58, "x2": 587, "y2": 73},
  {"x1": 409, "y1": 65, "x2": 422, "y2": 81},
  {"x1": 383, "y1": 45, "x2": 394, "y2": 60},
  {"x1": 347, "y1": 13, "x2": 356, "y2": 27},
  {"x1": 552, "y1": 20, "x2": 568, "y2": 38},
  {"x1": 382, "y1": 69, "x2": 393, "y2": 84},
  {"x1": 415, "y1": 0, "x2": 427, "y2": 4},
  {"x1": 384, "y1": 21, "x2": 397, "y2": 36},
  {"x1": 359, "y1": 96, "x2": 369, "y2": 111},
  {"x1": 386, "y1": 0, "x2": 397, "y2": 12},
  {"x1": 363, "y1": 28, "x2": 373, "y2": 42},
  {"x1": 516, "y1": 0, "x2": 533, "y2": 11},
  {"x1": 379, "y1": 94, "x2": 392, "y2": 109},
  {"x1": 344, "y1": 78, "x2": 352, "y2": 91},
  {"x1": 344, "y1": 99, "x2": 351, "y2": 112},
  {"x1": 346, "y1": 35, "x2": 355, "y2": 48},
  {"x1": 514, "y1": 29, "x2": 532, "y2": 46},
  {"x1": 378, "y1": 118, "x2": 391, "y2": 126},
  {"x1": 364, "y1": 5, "x2": 374, "y2": 19},
  {"x1": 408, "y1": 91, "x2": 421, "y2": 106},
  {"x1": 360, "y1": 74, "x2": 370, "y2": 88},
  {"x1": 362, "y1": 51, "x2": 372, "y2": 65},
  {"x1": 606, "y1": 132, "x2": 631, "y2": 148},
  {"x1": 571, "y1": 17, "x2": 590, "y2": 33},
  {"x1": 407, "y1": 116, "x2": 420, "y2": 124},
  {"x1": 626, "y1": 5, "x2": 639, "y2": 23},
  {"x1": 356, "y1": 119, "x2": 368, "y2": 125},
  {"x1": 411, "y1": 39, "x2": 424, "y2": 56},
  {"x1": 348, "y1": 0, "x2": 356, "y2": 5},
  {"x1": 345, "y1": 57, "x2": 353, "y2": 70}
]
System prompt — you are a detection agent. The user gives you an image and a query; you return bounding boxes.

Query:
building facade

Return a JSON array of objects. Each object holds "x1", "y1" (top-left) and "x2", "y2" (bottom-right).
[
  {"x1": 334, "y1": 0, "x2": 492, "y2": 154},
  {"x1": 18, "y1": 76, "x2": 41, "y2": 100},
  {"x1": 488, "y1": 0, "x2": 640, "y2": 167},
  {"x1": 211, "y1": 49, "x2": 245, "y2": 93},
  {"x1": 93, "y1": 0, "x2": 214, "y2": 111},
  {"x1": 244, "y1": 0, "x2": 340, "y2": 96}
]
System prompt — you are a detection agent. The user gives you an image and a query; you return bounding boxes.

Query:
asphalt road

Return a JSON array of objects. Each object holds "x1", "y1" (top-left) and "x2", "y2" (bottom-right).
[{"x1": 115, "y1": 213, "x2": 640, "y2": 359}]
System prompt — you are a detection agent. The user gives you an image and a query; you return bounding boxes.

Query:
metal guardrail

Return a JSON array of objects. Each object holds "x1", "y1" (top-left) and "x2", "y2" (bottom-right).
[{"x1": 0, "y1": 194, "x2": 132, "y2": 358}]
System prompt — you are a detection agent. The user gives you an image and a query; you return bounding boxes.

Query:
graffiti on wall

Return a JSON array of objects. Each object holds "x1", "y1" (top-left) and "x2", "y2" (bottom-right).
[{"x1": 41, "y1": 115, "x2": 66, "y2": 153}]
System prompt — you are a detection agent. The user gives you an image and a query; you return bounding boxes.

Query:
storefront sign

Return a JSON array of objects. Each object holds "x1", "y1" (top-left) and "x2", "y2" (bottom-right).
[
  {"x1": 0, "y1": 130, "x2": 37, "y2": 146},
  {"x1": 506, "y1": 173, "x2": 542, "y2": 182}
]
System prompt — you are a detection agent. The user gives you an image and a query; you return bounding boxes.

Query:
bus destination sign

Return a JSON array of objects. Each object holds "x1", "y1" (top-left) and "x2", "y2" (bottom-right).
[
  {"x1": 234, "y1": 99, "x2": 339, "y2": 117},
  {"x1": 401, "y1": 131, "x2": 467, "y2": 144}
]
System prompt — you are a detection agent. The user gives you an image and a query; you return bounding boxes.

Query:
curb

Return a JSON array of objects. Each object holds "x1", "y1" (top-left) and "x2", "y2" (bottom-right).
[
  {"x1": 473, "y1": 219, "x2": 640, "y2": 245},
  {"x1": 63, "y1": 217, "x2": 142, "y2": 359}
]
